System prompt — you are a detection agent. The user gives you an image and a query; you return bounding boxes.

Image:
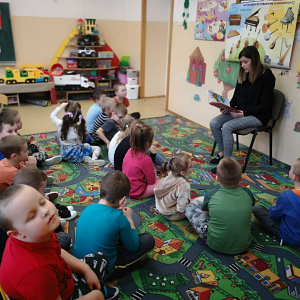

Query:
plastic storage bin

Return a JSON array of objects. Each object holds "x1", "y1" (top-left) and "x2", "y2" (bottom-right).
[
  {"x1": 127, "y1": 77, "x2": 139, "y2": 85},
  {"x1": 127, "y1": 69, "x2": 139, "y2": 78},
  {"x1": 98, "y1": 60, "x2": 111, "y2": 69},
  {"x1": 126, "y1": 84, "x2": 139, "y2": 100},
  {"x1": 118, "y1": 72, "x2": 127, "y2": 84}
]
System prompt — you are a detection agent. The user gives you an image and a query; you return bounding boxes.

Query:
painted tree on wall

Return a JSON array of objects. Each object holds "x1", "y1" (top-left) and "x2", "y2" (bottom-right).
[{"x1": 213, "y1": 49, "x2": 239, "y2": 98}]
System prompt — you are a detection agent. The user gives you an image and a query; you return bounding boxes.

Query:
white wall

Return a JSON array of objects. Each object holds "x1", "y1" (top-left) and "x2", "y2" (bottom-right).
[{"x1": 3, "y1": 0, "x2": 141, "y2": 21}]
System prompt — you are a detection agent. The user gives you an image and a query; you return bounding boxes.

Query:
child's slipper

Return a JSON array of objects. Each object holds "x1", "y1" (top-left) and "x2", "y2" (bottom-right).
[
  {"x1": 88, "y1": 159, "x2": 106, "y2": 166},
  {"x1": 46, "y1": 192, "x2": 59, "y2": 202},
  {"x1": 42, "y1": 155, "x2": 62, "y2": 166}
]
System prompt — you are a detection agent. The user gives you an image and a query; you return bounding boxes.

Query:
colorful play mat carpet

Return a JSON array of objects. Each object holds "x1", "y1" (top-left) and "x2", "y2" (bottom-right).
[{"x1": 33, "y1": 115, "x2": 300, "y2": 300}]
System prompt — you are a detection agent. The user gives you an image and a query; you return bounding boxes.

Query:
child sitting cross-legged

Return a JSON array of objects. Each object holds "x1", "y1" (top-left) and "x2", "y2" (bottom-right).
[
  {"x1": 155, "y1": 153, "x2": 195, "y2": 221},
  {"x1": 0, "y1": 185, "x2": 119, "y2": 300},
  {"x1": 50, "y1": 102, "x2": 105, "y2": 166},
  {"x1": 186, "y1": 157, "x2": 255, "y2": 254},
  {"x1": 0, "y1": 108, "x2": 62, "y2": 166},
  {"x1": 0, "y1": 135, "x2": 37, "y2": 191},
  {"x1": 123, "y1": 120, "x2": 161, "y2": 199},
  {"x1": 252, "y1": 158, "x2": 300, "y2": 245},
  {"x1": 96, "y1": 103, "x2": 127, "y2": 149},
  {"x1": 73, "y1": 171, "x2": 155, "y2": 280}
]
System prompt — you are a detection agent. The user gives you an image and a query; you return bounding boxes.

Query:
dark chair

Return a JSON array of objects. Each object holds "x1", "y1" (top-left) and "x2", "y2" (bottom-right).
[{"x1": 211, "y1": 89, "x2": 285, "y2": 173}]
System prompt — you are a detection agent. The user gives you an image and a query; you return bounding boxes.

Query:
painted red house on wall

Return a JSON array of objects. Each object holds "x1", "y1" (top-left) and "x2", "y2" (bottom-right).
[{"x1": 187, "y1": 47, "x2": 206, "y2": 87}]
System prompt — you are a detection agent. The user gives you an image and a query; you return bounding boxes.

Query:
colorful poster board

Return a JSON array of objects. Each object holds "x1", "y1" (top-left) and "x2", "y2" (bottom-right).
[
  {"x1": 194, "y1": 0, "x2": 229, "y2": 41},
  {"x1": 225, "y1": 0, "x2": 299, "y2": 69}
]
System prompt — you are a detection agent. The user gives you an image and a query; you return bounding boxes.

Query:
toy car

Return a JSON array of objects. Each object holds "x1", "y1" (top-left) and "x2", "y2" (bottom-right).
[
  {"x1": 78, "y1": 47, "x2": 97, "y2": 57},
  {"x1": 77, "y1": 36, "x2": 97, "y2": 46},
  {"x1": 78, "y1": 59, "x2": 97, "y2": 69}
]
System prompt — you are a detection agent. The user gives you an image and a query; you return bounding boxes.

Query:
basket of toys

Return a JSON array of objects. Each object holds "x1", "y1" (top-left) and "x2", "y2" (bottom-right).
[{"x1": 50, "y1": 63, "x2": 64, "y2": 76}]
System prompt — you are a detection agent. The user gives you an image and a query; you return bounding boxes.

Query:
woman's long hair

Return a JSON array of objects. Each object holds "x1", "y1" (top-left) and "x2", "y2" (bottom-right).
[
  {"x1": 60, "y1": 106, "x2": 86, "y2": 143},
  {"x1": 238, "y1": 46, "x2": 266, "y2": 84}
]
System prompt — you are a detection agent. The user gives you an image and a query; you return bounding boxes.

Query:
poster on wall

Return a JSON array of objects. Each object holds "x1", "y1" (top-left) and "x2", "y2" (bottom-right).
[
  {"x1": 225, "y1": 0, "x2": 299, "y2": 69},
  {"x1": 194, "y1": 0, "x2": 229, "y2": 41}
]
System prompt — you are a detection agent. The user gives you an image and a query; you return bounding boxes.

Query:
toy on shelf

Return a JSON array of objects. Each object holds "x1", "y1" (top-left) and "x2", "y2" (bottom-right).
[
  {"x1": 78, "y1": 59, "x2": 97, "y2": 69},
  {"x1": 84, "y1": 19, "x2": 98, "y2": 34},
  {"x1": 77, "y1": 36, "x2": 98, "y2": 46},
  {"x1": 51, "y1": 63, "x2": 64, "y2": 76},
  {"x1": 66, "y1": 58, "x2": 78, "y2": 69},
  {"x1": 119, "y1": 56, "x2": 131, "y2": 74},
  {"x1": 77, "y1": 18, "x2": 84, "y2": 34},
  {"x1": 68, "y1": 34, "x2": 76, "y2": 46},
  {"x1": 78, "y1": 47, "x2": 97, "y2": 57},
  {"x1": 98, "y1": 60, "x2": 111, "y2": 69},
  {"x1": 53, "y1": 72, "x2": 95, "y2": 91},
  {"x1": 107, "y1": 70, "x2": 116, "y2": 78},
  {"x1": 0, "y1": 66, "x2": 50, "y2": 84}
]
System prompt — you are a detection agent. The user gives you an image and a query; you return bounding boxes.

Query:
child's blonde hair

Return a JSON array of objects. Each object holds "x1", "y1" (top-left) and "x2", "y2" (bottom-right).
[
  {"x1": 130, "y1": 120, "x2": 154, "y2": 156},
  {"x1": 217, "y1": 157, "x2": 242, "y2": 188},
  {"x1": 160, "y1": 153, "x2": 191, "y2": 177},
  {"x1": 113, "y1": 103, "x2": 127, "y2": 116},
  {"x1": 101, "y1": 97, "x2": 115, "y2": 113},
  {"x1": 116, "y1": 115, "x2": 134, "y2": 144},
  {"x1": 292, "y1": 158, "x2": 300, "y2": 180},
  {"x1": 113, "y1": 82, "x2": 125, "y2": 92}
]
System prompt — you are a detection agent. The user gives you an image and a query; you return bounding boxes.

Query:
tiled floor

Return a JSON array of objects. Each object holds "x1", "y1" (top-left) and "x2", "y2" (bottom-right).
[{"x1": 16, "y1": 97, "x2": 167, "y2": 135}]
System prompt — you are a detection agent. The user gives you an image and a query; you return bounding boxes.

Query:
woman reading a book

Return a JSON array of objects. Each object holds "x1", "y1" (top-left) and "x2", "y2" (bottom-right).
[{"x1": 209, "y1": 46, "x2": 275, "y2": 174}]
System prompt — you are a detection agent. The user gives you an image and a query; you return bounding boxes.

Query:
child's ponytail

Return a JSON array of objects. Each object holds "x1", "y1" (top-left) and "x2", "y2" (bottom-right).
[
  {"x1": 129, "y1": 120, "x2": 154, "y2": 156},
  {"x1": 162, "y1": 153, "x2": 191, "y2": 177},
  {"x1": 61, "y1": 107, "x2": 86, "y2": 143},
  {"x1": 116, "y1": 115, "x2": 134, "y2": 144}
]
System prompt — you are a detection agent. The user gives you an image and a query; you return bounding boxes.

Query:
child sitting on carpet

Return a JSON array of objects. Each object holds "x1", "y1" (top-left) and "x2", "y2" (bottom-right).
[
  {"x1": 123, "y1": 120, "x2": 160, "y2": 199},
  {"x1": 96, "y1": 103, "x2": 127, "y2": 149},
  {"x1": 0, "y1": 184, "x2": 119, "y2": 300},
  {"x1": 73, "y1": 171, "x2": 155, "y2": 280},
  {"x1": 108, "y1": 115, "x2": 133, "y2": 166},
  {"x1": 155, "y1": 153, "x2": 194, "y2": 220},
  {"x1": 50, "y1": 102, "x2": 105, "y2": 165},
  {"x1": 92, "y1": 97, "x2": 116, "y2": 144},
  {"x1": 0, "y1": 135, "x2": 37, "y2": 191},
  {"x1": 113, "y1": 82, "x2": 140, "y2": 119},
  {"x1": 252, "y1": 158, "x2": 300, "y2": 246},
  {"x1": 0, "y1": 115, "x2": 18, "y2": 161},
  {"x1": 186, "y1": 157, "x2": 255, "y2": 254},
  {"x1": 86, "y1": 89, "x2": 107, "y2": 135},
  {"x1": 0, "y1": 108, "x2": 62, "y2": 166}
]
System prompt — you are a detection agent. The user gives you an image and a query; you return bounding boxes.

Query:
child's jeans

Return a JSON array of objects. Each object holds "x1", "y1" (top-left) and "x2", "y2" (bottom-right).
[
  {"x1": 71, "y1": 252, "x2": 108, "y2": 299},
  {"x1": 140, "y1": 178, "x2": 160, "y2": 198},
  {"x1": 185, "y1": 197, "x2": 210, "y2": 242},
  {"x1": 252, "y1": 205, "x2": 281, "y2": 239}
]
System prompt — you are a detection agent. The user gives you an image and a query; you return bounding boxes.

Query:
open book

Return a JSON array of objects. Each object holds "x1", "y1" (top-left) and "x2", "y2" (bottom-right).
[{"x1": 208, "y1": 90, "x2": 241, "y2": 113}]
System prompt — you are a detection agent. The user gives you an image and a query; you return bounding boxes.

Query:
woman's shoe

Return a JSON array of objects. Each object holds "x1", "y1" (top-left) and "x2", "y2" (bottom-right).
[{"x1": 210, "y1": 155, "x2": 223, "y2": 164}]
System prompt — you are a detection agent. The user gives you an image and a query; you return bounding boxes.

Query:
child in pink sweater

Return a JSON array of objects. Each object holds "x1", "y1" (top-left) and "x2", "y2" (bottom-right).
[{"x1": 122, "y1": 120, "x2": 160, "y2": 199}]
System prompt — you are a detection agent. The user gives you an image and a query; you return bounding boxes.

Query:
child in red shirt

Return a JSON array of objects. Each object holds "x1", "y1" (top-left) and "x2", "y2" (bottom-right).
[
  {"x1": 0, "y1": 185, "x2": 118, "y2": 300},
  {"x1": 123, "y1": 120, "x2": 160, "y2": 198}
]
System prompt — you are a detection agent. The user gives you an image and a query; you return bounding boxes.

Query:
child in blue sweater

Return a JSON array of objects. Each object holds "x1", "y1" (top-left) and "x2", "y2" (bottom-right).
[
  {"x1": 253, "y1": 158, "x2": 300, "y2": 245},
  {"x1": 73, "y1": 171, "x2": 155, "y2": 279}
]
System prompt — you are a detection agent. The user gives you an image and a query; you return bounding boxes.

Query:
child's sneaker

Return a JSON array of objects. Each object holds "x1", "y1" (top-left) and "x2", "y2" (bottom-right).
[
  {"x1": 88, "y1": 159, "x2": 106, "y2": 166},
  {"x1": 103, "y1": 286, "x2": 119, "y2": 300},
  {"x1": 42, "y1": 155, "x2": 62, "y2": 166},
  {"x1": 84, "y1": 156, "x2": 92, "y2": 163},
  {"x1": 55, "y1": 204, "x2": 77, "y2": 221},
  {"x1": 46, "y1": 176, "x2": 55, "y2": 185}
]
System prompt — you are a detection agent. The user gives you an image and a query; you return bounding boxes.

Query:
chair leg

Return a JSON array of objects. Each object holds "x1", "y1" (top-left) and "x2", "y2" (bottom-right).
[
  {"x1": 242, "y1": 132, "x2": 257, "y2": 173},
  {"x1": 211, "y1": 140, "x2": 217, "y2": 157},
  {"x1": 269, "y1": 131, "x2": 272, "y2": 166},
  {"x1": 236, "y1": 134, "x2": 239, "y2": 151}
]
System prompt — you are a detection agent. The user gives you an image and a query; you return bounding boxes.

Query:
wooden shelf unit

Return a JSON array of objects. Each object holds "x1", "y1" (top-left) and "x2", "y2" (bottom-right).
[
  {"x1": 66, "y1": 67, "x2": 117, "y2": 71},
  {"x1": 65, "y1": 44, "x2": 103, "y2": 48}
]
